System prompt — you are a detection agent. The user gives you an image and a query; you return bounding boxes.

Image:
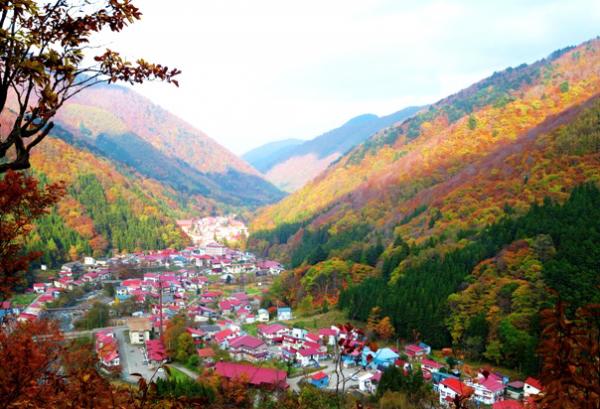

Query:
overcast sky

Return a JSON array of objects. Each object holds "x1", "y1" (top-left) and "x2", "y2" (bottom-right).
[{"x1": 96, "y1": 0, "x2": 600, "y2": 155}]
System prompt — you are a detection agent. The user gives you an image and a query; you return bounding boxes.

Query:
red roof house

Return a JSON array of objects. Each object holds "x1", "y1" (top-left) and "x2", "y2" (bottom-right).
[{"x1": 215, "y1": 362, "x2": 287, "y2": 389}]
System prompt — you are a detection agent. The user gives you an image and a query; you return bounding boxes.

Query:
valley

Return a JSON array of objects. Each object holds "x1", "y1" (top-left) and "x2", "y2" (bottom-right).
[{"x1": 1, "y1": 4, "x2": 599, "y2": 407}]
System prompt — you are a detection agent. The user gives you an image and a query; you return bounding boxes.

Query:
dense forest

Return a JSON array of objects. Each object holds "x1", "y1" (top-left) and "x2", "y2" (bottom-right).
[
  {"x1": 24, "y1": 137, "x2": 193, "y2": 267},
  {"x1": 339, "y1": 183, "x2": 600, "y2": 374}
]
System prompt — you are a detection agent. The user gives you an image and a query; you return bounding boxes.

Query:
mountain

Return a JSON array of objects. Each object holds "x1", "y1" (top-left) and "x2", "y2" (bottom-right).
[
  {"x1": 243, "y1": 138, "x2": 304, "y2": 173},
  {"x1": 25, "y1": 134, "x2": 193, "y2": 267},
  {"x1": 3, "y1": 83, "x2": 285, "y2": 267},
  {"x1": 54, "y1": 83, "x2": 284, "y2": 207},
  {"x1": 249, "y1": 39, "x2": 600, "y2": 357},
  {"x1": 252, "y1": 107, "x2": 421, "y2": 192}
]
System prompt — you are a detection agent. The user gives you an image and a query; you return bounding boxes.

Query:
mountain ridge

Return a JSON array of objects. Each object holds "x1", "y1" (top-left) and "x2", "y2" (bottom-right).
[
  {"x1": 53, "y1": 83, "x2": 284, "y2": 207},
  {"x1": 252, "y1": 106, "x2": 421, "y2": 191}
]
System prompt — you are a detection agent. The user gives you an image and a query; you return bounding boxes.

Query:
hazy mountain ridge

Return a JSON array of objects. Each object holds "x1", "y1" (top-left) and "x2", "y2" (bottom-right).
[
  {"x1": 252, "y1": 106, "x2": 421, "y2": 191},
  {"x1": 243, "y1": 138, "x2": 304, "y2": 173}
]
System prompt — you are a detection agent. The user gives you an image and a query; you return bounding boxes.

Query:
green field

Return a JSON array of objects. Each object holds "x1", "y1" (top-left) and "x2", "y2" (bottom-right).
[
  {"x1": 10, "y1": 293, "x2": 37, "y2": 306},
  {"x1": 287, "y1": 309, "x2": 364, "y2": 330},
  {"x1": 167, "y1": 366, "x2": 192, "y2": 382}
]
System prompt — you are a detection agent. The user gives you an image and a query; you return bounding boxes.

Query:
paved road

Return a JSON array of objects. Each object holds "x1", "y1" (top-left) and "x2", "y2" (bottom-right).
[{"x1": 115, "y1": 327, "x2": 166, "y2": 383}]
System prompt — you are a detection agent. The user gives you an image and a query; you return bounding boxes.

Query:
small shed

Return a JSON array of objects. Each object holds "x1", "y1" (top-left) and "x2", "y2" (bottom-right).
[{"x1": 310, "y1": 371, "x2": 329, "y2": 389}]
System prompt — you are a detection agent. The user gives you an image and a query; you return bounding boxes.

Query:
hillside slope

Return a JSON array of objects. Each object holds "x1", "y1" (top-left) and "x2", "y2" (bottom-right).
[
  {"x1": 25, "y1": 136, "x2": 193, "y2": 267},
  {"x1": 54, "y1": 84, "x2": 283, "y2": 207},
  {"x1": 253, "y1": 107, "x2": 421, "y2": 191},
  {"x1": 250, "y1": 38, "x2": 600, "y2": 354}
]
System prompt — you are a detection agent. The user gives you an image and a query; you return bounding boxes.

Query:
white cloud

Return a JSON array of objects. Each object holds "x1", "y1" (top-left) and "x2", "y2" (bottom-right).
[{"x1": 91, "y1": 0, "x2": 600, "y2": 154}]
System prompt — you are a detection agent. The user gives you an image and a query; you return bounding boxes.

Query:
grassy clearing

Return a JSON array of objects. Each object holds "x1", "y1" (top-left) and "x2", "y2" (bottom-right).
[
  {"x1": 242, "y1": 323, "x2": 258, "y2": 336},
  {"x1": 287, "y1": 309, "x2": 364, "y2": 330},
  {"x1": 167, "y1": 366, "x2": 192, "y2": 382},
  {"x1": 10, "y1": 293, "x2": 37, "y2": 306}
]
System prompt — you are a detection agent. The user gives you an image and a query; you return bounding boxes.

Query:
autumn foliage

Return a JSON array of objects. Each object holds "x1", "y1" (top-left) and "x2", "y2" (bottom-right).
[
  {"x1": 0, "y1": 170, "x2": 63, "y2": 300},
  {"x1": 537, "y1": 302, "x2": 600, "y2": 409},
  {"x1": 0, "y1": 0, "x2": 180, "y2": 174}
]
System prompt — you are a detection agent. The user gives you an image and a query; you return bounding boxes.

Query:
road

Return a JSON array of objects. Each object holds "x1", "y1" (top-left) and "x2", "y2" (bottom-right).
[{"x1": 115, "y1": 327, "x2": 166, "y2": 383}]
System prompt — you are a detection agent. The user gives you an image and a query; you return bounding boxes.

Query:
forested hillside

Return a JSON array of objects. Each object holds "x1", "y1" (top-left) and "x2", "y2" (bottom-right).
[
  {"x1": 54, "y1": 84, "x2": 283, "y2": 206},
  {"x1": 25, "y1": 136, "x2": 192, "y2": 267},
  {"x1": 252, "y1": 38, "x2": 600, "y2": 371}
]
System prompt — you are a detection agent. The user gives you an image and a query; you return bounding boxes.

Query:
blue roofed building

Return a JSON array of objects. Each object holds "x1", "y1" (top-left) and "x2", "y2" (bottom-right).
[
  {"x1": 277, "y1": 307, "x2": 292, "y2": 321},
  {"x1": 361, "y1": 347, "x2": 399, "y2": 369}
]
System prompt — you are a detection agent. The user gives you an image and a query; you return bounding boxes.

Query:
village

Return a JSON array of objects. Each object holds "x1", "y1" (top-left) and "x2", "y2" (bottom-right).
[{"x1": 0, "y1": 238, "x2": 543, "y2": 409}]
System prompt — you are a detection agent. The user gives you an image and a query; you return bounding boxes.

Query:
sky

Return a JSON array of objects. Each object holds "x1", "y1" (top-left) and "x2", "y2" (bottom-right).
[{"x1": 96, "y1": 0, "x2": 600, "y2": 155}]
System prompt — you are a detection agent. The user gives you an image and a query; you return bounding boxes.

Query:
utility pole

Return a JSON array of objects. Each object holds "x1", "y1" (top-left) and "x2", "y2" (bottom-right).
[{"x1": 158, "y1": 279, "x2": 164, "y2": 339}]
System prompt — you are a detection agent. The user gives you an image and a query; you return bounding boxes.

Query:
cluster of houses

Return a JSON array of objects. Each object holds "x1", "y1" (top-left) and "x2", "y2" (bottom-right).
[
  {"x1": 15, "y1": 261, "x2": 112, "y2": 322},
  {"x1": 111, "y1": 244, "x2": 283, "y2": 281},
  {"x1": 7, "y1": 241, "x2": 283, "y2": 325},
  {"x1": 177, "y1": 216, "x2": 248, "y2": 246},
  {"x1": 436, "y1": 373, "x2": 543, "y2": 408},
  {"x1": 391, "y1": 343, "x2": 544, "y2": 408}
]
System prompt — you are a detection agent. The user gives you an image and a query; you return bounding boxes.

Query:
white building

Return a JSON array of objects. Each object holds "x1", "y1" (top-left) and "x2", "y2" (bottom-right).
[
  {"x1": 277, "y1": 307, "x2": 292, "y2": 321},
  {"x1": 257, "y1": 309, "x2": 269, "y2": 322},
  {"x1": 128, "y1": 318, "x2": 152, "y2": 345},
  {"x1": 524, "y1": 377, "x2": 542, "y2": 397},
  {"x1": 438, "y1": 378, "x2": 472, "y2": 406}
]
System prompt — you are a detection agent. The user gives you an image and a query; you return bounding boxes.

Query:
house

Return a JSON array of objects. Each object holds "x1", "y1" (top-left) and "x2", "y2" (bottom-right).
[
  {"x1": 438, "y1": 378, "x2": 474, "y2": 406},
  {"x1": 296, "y1": 345, "x2": 324, "y2": 367},
  {"x1": 33, "y1": 283, "x2": 47, "y2": 294},
  {"x1": 317, "y1": 328, "x2": 338, "y2": 345},
  {"x1": 277, "y1": 307, "x2": 292, "y2": 321},
  {"x1": 418, "y1": 342, "x2": 432, "y2": 355},
  {"x1": 358, "y1": 373, "x2": 376, "y2": 393},
  {"x1": 310, "y1": 372, "x2": 329, "y2": 389},
  {"x1": 228, "y1": 335, "x2": 268, "y2": 362},
  {"x1": 214, "y1": 328, "x2": 239, "y2": 348},
  {"x1": 197, "y1": 347, "x2": 216, "y2": 361},
  {"x1": 99, "y1": 348, "x2": 120, "y2": 368},
  {"x1": 257, "y1": 308, "x2": 269, "y2": 322},
  {"x1": 361, "y1": 347, "x2": 399, "y2": 369},
  {"x1": 493, "y1": 401, "x2": 524, "y2": 409},
  {"x1": 115, "y1": 287, "x2": 129, "y2": 302},
  {"x1": 83, "y1": 256, "x2": 96, "y2": 266},
  {"x1": 146, "y1": 339, "x2": 167, "y2": 365},
  {"x1": 0, "y1": 301, "x2": 17, "y2": 319},
  {"x1": 257, "y1": 323, "x2": 289, "y2": 343},
  {"x1": 524, "y1": 377, "x2": 542, "y2": 397},
  {"x1": 421, "y1": 358, "x2": 444, "y2": 374},
  {"x1": 205, "y1": 243, "x2": 226, "y2": 257},
  {"x1": 405, "y1": 344, "x2": 426, "y2": 360},
  {"x1": 186, "y1": 327, "x2": 206, "y2": 346},
  {"x1": 198, "y1": 324, "x2": 221, "y2": 339},
  {"x1": 95, "y1": 330, "x2": 120, "y2": 368},
  {"x1": 506, "y1": 381, "x2": 525, "y2": 400},
  {"x1": 215, "y1": 362, "x2": 288, "y2": 389},
  {"x1": 468, "y1": 377, "x2": 505, "y2": 405},
  {"x1": 372, "y1": 347, "x2": 399, "y2": 369},
  {"x1": 128, "y1": 318, "x2": 152, "y2": 345}
]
